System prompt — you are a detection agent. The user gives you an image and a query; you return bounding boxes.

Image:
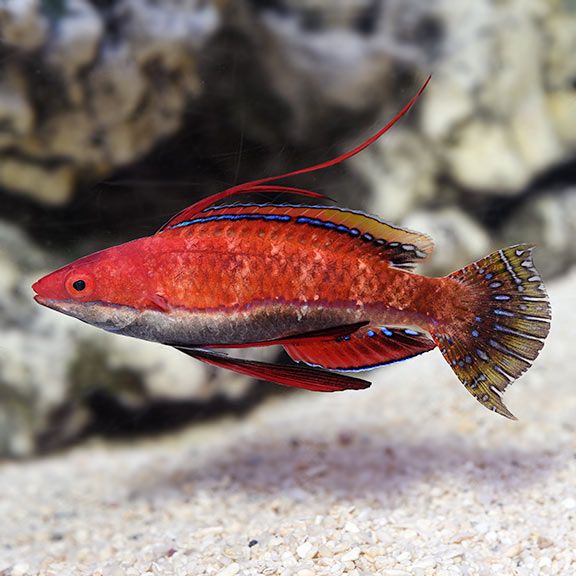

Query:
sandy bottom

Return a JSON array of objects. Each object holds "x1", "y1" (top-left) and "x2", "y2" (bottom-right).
[{"x1": 1, "y1": 272, "x2": 575, "y2": 576}]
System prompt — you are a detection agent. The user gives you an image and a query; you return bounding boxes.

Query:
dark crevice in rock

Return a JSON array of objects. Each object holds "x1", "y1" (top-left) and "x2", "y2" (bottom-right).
[
  {"x1": 35, "y1": 366, "x2": 293, "y2": 455},
  {"x1": 433, "y1": 154, "x2": 576, "y2": 234},
  {"x1": 355, "y1": 0, "x2": 383, "y2": 36}
]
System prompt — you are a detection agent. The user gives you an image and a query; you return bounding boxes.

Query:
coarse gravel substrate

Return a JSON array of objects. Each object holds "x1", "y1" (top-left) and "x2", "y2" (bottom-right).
[{"x1": 1, "y1": 270, "x2": 575, "y2": 576}]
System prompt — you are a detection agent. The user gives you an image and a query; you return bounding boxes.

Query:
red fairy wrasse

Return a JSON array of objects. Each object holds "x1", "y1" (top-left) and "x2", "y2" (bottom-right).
[{"x1": 33, "y1": 77, "x2": 551, "y2": 419}]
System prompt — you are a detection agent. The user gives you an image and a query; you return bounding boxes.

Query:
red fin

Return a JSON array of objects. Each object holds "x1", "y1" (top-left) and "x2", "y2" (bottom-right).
[
  {"x1": 227, "y1": 76, "x2": 431, "y2": 192},
  {"x1": 157, "y1": 76, "x2": 431, "y2": 233},
  {"x1": 204, "y1": 321, "x2": 369, "y2": 349},
  {"x1": 433, "y1": 244, "x2": 551, "y2": 420},
  {"x1": 176, "y1": 348, "x2": 371, "y2": 392},
  {"x1": 284, "y1": 325, "x2": 435, "y2": 371}
]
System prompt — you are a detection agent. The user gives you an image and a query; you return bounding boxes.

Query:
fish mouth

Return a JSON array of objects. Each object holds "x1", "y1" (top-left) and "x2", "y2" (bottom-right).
[{"x1": 34, "y1": 294, "x2": 59, "y2": 309}]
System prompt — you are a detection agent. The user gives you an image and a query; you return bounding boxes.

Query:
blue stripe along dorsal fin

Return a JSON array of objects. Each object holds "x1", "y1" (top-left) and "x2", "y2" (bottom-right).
[
  {"x1": 284, "y1": 325, "x2": 436, "y2": 372},
  {"x1": 168, "y1": 203, "x2": 434, "y2": 269}
]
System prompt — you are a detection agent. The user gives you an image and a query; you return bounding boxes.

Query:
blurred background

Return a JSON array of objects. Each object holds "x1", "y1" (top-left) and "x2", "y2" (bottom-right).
[{"x1": 0, "y1": 0, "x2": 575, "y2": 458}]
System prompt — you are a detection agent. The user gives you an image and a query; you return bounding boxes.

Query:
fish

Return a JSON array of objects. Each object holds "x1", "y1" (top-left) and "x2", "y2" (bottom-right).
[{"x1": 32, "y1": 77, "x2": 551, "y2": 419}]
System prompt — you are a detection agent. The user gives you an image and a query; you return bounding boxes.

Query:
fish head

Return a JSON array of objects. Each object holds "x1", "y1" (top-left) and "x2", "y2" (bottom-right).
[{"x1": 32, "y1": 239, "x2": 152, "y2": 333}]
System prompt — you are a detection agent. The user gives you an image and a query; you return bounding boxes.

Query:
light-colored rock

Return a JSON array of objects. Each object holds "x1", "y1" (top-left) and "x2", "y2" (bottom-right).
[
  {"x1": 420, "y1": 0, "x2": 573, "y2": 194},
  {"x1": 510, "y1": 91, "x2": 563, "y2": 177},
  {"x1": 548, "y1": 91, "x2": 576, "y2": 149},
  {"x1": 0, "y1": 66, "x2": 34, "y2": 148},
  {"x1": 0, "y1": 0, "x2": 47, "y2": 50},
  {"x1": 21, "y1": 110, "x2": 103, "y2": 166},
  {"x1": 45, "y1": 0, "x2": 103, "y2": 101},
  {"x1": 122, "y1": 0, "x2": 220, "y2": 60},
  {"x1": 258, "y1": 0, "x2": 431, "y2": 116},
  {"x1": 421, "y1": 75, "x2": 474, "y2": 141},
  {"x1": 445, "y1": 120, "x2": 529, "y2": 193},
  {"x1": 0, "y1": 158, "x2": 74, "y2": 204},
  {"x1": 352, "y1": 129, "x2": 437, "y2": 222},
  {"x1": 544, "y1": 12, "x2": 576, "y2": 89},
  {"x1": 0, "y1": 0, "x2": 220, "y2": 204},
  {"x1": 296, "y1": 541, "x2": 318, "y2": 559},
  {"x1": 87, "y1": 45, "x2": 148, "y2": 130}
]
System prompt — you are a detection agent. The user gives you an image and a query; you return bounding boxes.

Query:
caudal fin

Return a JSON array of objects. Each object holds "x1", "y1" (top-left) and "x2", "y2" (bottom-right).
[{"x1": 432, "y1": 244, "x2": 551, "y2": 419}]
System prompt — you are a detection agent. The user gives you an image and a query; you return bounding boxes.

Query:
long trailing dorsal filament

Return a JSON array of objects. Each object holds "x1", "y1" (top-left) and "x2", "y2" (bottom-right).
[{"x1": 157, "y1": 75, "x2": 431, "y2": 232}]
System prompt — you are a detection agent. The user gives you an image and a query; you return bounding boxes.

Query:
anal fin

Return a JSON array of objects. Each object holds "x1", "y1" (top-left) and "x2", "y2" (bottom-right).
[{"x1": 284, "y1": 325, "x2": 436, "y2": 371}]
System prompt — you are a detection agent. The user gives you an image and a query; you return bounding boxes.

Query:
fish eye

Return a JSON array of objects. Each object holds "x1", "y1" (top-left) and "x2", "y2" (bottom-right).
[{"x1": 65, "y1": 272, "x2": 95, "y2": 299}]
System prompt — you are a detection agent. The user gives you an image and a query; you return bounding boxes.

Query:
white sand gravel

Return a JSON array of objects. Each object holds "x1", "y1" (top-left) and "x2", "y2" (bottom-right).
[{"x1": 0, "y1": 271, "x2": 575, "y2": 576}]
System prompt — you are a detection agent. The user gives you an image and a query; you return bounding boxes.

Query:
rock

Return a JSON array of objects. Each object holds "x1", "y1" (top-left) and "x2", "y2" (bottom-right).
[
  {"x1": 45, "y1": 0, "x2": 104, "y2": 100},
  {"x1": 0, "y1": 0, "x2": 47, "y2": 51},
  {"x1": 351, "y1": 129, "x2": 437, "y2": 222},
  {"x1": 544, "y1": 12, "x2": 576, "y2": 89},
  {"x1": 547, "y1": 91, "x2": 576, "y2": 150},
  {"x1": 0, "y1": 221, "x2": 270, "y2": 458},
  {"x1": 402, "y1": 208, "x2": 491, "y2": 275},
  {"x1": 502, "y1": 188, "x2": 576, "y2": 279},
  {"x1": 422, "y1": 0, "x2": 564, "y2": 195},
  {"x1": 87, "y1": 46, "x2": 147, "y2": 130},
  {"x1": 0, "y1": 0, "x2": 220, "y2": 204},
  {"x1": 445, "y1": 120, "x2": 531, "y2": 194},
  {"x1": 0, "y1": 157, "x2": 75, "y2": 205},
  {"x1": 247, "y1": 0, "x2": 433, "y2": 125},
  {"x1": 420, "y1": 75, "x2": 474, "y2": 141},
  {"x1": 0, "y1": 67, "x2": 34, "y2": 149}
]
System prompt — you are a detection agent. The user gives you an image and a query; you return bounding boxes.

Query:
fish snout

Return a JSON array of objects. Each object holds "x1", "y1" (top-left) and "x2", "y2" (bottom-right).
[{"x1": 31, "y1": 269, "x2": 72, "y2": 302}]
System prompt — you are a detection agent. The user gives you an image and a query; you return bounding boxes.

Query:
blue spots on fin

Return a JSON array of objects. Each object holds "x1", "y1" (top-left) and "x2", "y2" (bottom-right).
[
  {"x1": 404, "y1": 329, "x2": 420, "y2": 336},
  {"x1": 471, "y1": 330, "x2": 480, "y2": 338},
  {"x1": 336, "y1": 334, "x2": 352, "y2": 342},
  {"x1": 476, "y1": 348, "x2": 489, "y2": 361},
  {"x1": 381, "y1": 327, "x2": 393, "y2": 337},
  {"x1": 367, "y1": 330, "x2": 376, "y2": 337}
]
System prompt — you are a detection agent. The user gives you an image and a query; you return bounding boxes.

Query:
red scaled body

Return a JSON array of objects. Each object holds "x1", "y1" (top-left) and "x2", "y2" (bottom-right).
[{"x1": 32, "y1": 77, "x2": 551, "y2": 419}]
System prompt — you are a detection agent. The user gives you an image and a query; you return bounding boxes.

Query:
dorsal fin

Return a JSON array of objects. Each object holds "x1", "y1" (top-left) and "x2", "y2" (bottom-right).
[
  {"x1": 157, "y1": 185, "x2": 329, "y2": 233},
  {"x1": 157, "y1": 76, "x2": 431, "y2": 233},
  {"x1": 167, "y1": 203, "x2": 434, "y2": 268}
]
